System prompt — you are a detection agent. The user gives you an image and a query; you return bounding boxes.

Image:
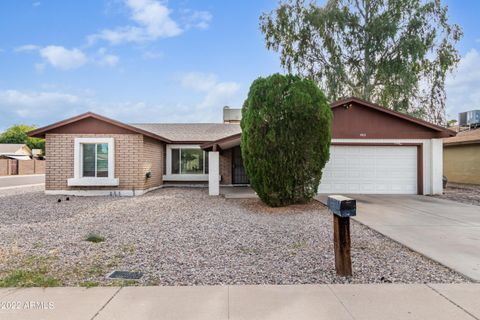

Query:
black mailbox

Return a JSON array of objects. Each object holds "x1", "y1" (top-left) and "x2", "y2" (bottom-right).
[{"x1": 327, "y1": 195, "x2": 356, "y2": 217}]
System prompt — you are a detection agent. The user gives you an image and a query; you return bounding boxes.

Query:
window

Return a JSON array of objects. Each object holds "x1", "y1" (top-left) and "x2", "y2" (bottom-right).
[
  {"x1": 82, "y1": 143, "x2": 109, "y2": 178},
  {"x1": 68, "y1": 138, "x2": 118, "y2": 186},
  {"x1": 170, "y1": 148, "x2": 208, "y2": 174},
  {"x1": 164, "y1": 145, "x2": 210, "y2": 181}
]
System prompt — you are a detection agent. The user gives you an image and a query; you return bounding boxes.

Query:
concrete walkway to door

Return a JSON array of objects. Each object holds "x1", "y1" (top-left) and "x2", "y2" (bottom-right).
[{"x1": 316, "y1": 194, "x2": 480, "y2": 281}]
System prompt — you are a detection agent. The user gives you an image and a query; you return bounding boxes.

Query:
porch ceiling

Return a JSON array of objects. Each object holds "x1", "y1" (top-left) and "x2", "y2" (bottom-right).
[{"x1": 201, "y1": 133, "x2": 241, "y2": 151}]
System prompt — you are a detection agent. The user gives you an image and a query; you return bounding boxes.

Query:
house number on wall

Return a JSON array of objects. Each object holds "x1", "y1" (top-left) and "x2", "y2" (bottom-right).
[{"x1": 359, "y1": 133, "x2": 367, "y2": 137}]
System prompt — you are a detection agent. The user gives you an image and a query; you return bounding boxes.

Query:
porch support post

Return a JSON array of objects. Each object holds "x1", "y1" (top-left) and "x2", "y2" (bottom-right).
[
  {"x1": 208, "y1": 151, "x2": 220, "y2": 196},
  {"x1": 430, "y1": 138, "x2": 443, "y2": 195}
]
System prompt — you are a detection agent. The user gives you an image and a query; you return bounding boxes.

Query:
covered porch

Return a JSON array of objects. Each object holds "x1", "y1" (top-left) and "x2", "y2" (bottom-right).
[{"x1": 201, "y1": 133, "x2": 249, "y2": 195}]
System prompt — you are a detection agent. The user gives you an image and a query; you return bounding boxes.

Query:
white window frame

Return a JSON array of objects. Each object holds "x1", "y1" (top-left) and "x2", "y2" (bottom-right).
[
  {"x1": 164, "y1": 144, "x2": 209, "y2": 181},
  {"x1": 68, "y1": 138, "x2": 119, "y2": 186}
]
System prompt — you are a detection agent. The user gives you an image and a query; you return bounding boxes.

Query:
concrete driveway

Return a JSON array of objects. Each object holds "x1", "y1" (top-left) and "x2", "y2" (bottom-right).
[
  {"x1": 0, "y1": 174, "x2": 45, "y2": 188},
  {"x1": 317, "y1": 194, "x2": 480, "y2": 281}
]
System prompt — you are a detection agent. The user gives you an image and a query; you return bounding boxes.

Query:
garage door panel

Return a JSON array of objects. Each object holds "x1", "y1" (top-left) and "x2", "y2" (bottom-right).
[{"x1": 318, "y1": 145, "x2": 418, "y2": 195}]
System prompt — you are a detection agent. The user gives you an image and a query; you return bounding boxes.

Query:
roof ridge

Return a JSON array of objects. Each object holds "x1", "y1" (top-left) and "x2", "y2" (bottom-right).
[{"x1": 131, "y1": 123, "x2": 239, "y2": 125}]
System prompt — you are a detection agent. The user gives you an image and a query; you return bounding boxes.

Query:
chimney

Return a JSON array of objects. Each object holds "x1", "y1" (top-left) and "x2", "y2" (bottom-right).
[{"x1": 223, "y1": 106, "x2": 241, "y2": 123}]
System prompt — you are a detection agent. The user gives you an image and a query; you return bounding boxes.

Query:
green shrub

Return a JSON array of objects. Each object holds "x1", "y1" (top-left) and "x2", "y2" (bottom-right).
[
  {"x1": 241, "y1": 74, "x2": 332, "y2": 207},
  {"x1": 84, "y1": 232, "x2": 105, "y2": 243}
]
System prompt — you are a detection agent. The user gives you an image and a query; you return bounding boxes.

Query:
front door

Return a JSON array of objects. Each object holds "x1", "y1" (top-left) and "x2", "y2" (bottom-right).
[{"x1": 232, "y1": 146, "x2": 249, "y2": 184}]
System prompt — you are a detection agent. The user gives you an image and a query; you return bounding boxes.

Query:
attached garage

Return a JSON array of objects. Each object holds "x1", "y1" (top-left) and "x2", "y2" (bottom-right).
[
  {"x1": 317, "y1": 97, "x2": 455, "y2": 195},
  {"x1": 318, "y1": 145, "x2": 420, "y2": 194},
  {"x1": 199, "y1": 97, "x2": 455, "y2": 197}
]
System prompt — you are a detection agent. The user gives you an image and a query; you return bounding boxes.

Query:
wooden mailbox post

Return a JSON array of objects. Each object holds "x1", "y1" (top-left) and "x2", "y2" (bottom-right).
[{"x1": 327, "y1": 195, "x2": 356, "y2": 277}]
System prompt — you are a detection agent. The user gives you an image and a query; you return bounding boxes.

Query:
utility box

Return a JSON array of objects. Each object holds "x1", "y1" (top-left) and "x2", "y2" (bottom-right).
[
  {"x1": 459, "y1": 110, "x2": 480, "y2": 127},
  {"x1": 327, "y1": 195, "x2": 356, "y2": 217}
]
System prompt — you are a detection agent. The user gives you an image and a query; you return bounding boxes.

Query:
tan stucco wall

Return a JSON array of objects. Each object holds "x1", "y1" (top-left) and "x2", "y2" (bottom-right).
[
  {"x1": 45, "y1": 133, "x2": 147, "y2": 191},
  {"x1": 444, "y1": 144, "x2": 480, "y2": 185}
]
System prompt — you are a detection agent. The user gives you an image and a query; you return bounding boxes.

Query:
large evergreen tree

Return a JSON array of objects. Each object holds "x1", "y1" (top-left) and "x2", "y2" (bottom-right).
[
  {"x1": 241, "y1": 74, "x2": 332, "y2": 207},
  {"x1": 260, "y1": 0, "x2": 463, "y2": 124}
]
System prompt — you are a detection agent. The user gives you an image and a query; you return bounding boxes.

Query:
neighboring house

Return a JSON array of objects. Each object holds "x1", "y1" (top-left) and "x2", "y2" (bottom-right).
[
  {"x1": 0, "y1": 144, "x2": 32, "y2": 160},
  {"x1": 28, "y1": 97, "x2": 454, "y2": 197},
  {"x1": 443, "y1": 128, "x2": 480, "y2": 185}
]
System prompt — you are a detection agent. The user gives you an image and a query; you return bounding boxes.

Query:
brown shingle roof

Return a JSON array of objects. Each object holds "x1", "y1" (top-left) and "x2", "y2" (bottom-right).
[
  {"x1": 444, "y1": 128, "x2": 480, "y2": 146},
  {"x1": 130, "y1": 123, "x2": 241, "y2": 142}
]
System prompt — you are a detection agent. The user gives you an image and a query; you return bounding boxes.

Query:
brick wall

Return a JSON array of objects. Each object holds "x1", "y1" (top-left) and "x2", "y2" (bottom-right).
[
  {"x1": 143, "y1": 136, "x2": 164, "y2": 190},
  {"x1": 220, "y1": 149, "x2": 232, "y2": 185},
  {"x1": 45, "y1": 133, "x2": 147, "y2": 191}
]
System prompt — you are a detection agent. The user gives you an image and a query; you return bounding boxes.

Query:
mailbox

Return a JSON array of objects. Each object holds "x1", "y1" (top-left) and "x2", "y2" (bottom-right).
[{"x1": 327, "y1": 195, "x2": 356, "y2": 217}]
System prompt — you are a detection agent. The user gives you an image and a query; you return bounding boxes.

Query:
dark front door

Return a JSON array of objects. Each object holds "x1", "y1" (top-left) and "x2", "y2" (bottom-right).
[{"x1": 232, "y1": 146, "x2": 249, "y2": 184}]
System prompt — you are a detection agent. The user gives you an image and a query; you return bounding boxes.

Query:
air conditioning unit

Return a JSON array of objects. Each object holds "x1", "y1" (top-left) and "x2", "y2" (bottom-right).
[{"x1": 459, "y1": 110, "x2": 480, "y2": 128}]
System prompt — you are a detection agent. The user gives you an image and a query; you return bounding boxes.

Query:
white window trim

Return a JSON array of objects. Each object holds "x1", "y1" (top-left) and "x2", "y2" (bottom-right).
[
  {"x1": 164, "y1": 144, "x2": 209, "y2": 181},
  {"x1": 68, "y1": 137, "x2": 119, "y2": 186}
]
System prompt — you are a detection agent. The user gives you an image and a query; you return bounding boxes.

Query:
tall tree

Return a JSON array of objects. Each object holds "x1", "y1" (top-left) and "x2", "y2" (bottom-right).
[{"x1": 260, "y1": 0, "x2": 463, "y2": 124}]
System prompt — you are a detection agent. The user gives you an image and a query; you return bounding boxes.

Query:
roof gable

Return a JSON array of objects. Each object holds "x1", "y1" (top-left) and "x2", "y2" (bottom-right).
[
  {"x1": 331, "y1": 97, "x2": 455, "y2": 139},
  {"x1": 28, "y1": 112, "x2": 172, "y2": 143}
]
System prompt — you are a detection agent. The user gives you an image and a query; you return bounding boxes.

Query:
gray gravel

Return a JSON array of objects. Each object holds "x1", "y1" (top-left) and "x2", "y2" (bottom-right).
[
  {"x1": 433, "y1": 183, "x2": 480, "y2": 206},
  {"x1": 0, "y1": 186, "x2": 470, "y2": 286}
]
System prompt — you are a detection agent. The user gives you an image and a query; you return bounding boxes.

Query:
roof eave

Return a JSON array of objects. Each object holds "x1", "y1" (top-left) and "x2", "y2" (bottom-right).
[
  {"x1": 27, "y1": 112, "x2": 173, "y2": 143},
  {"x1": 444, "y1": 139, "x2": 480, "y2": 147}
]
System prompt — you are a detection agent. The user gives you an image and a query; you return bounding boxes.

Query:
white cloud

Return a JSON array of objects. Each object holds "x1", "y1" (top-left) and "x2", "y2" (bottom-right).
[
  {"x1": 182, "y1": 10, "x2": 212, "y2": 30},
  {"x1": 0, "y1": 90, "x2": 83, "y2": 128},
  {"x1": 0, "y1": 80, "x2": 243, "y2": 130},
  {"x1": 15, "y1": 45, "x2": 119, "y2": 70},
  {"x1": 87, "y1": 0, "x2": 211, "y2": 45},
  {"x1": 180, "y1": 72, "x2": 219, "y2": 92},
  {"x1": 446, "y1": 49, "x2": 480, "y2": 119},
  {"x1": 39, "y1": 46, "x2": 88, "y2": 70},
  {"x1": 88, "y1": 0, "x2": 182, "y2": 45},
  {"x1": 14, "y1": 44, "x2": 40, "y2": 52},
  {"x1": 95, "y1": 48, "x2": 120, "y2": 67},
  {"x1": 180, "y1": 72, "x2": 241, "y2": 110}
]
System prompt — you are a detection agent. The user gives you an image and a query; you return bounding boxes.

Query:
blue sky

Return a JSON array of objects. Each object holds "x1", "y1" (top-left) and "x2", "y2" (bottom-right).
[{"x1": 0, "y1": 0, "x2": 479, "y2": 130}]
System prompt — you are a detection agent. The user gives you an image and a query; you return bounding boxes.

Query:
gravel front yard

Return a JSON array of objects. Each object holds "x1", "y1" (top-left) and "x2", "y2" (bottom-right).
[
  {"x1": 0, "y1": 186, "x2": 470, "y2": 286},
  {"x1": 434, "y1": 183, "x2": 480, "y2": 206}
]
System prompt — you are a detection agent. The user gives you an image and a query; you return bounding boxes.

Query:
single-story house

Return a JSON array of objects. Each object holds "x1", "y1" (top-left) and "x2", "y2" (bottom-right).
[
  {"x1": 0, "y1": 144, "x2": 32, "y2": 160},
  {"x1": 443, "y1": 128, "x2": 480, "y2": 185},
  {"x1": 28, "y1": 97, "x2": 455, "y2": 196}
]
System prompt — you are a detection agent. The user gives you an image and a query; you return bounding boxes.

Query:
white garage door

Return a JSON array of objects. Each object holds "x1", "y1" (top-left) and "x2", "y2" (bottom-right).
[{"x1": 318, "y1": 145, "x2": 418, "y2": 194}]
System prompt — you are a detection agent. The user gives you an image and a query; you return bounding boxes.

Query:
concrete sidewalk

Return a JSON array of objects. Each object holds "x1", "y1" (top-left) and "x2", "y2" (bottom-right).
[{"x1": 0, "y1": 284, "x2": 479, "y2": 320}]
